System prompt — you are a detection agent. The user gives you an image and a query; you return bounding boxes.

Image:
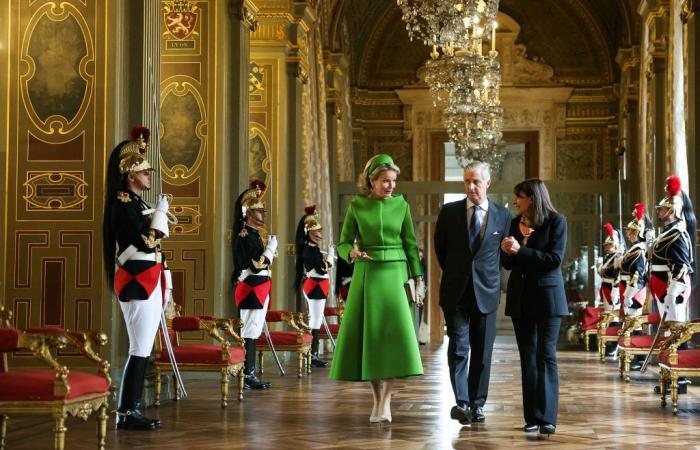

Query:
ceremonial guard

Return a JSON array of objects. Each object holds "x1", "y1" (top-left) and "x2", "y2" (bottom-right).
[
  {"x1": 103, "y1": 126, "x2": 172, "y2": 430},
  {"x1": 649, "y1": 176, "x2": 695, "y2": 323},
  {"x1": 619, "y1": 204, "x2": 652, "y2": 317},
  {"x1": 599, "y1": 223, "x2": 622, "y2": 312},
  {"x1": 232, "y1": 180, "x2": 277, "y2": 389},
  {"x1": 335, "y1": 254, "x2": 354, "y2": 303},
  {"x1": 294, "y1": 205, "x2": 333, "y2": 368}
]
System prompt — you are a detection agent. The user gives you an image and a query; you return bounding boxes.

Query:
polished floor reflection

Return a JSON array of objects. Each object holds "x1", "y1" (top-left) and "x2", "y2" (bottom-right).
[{"x1": 3, "y1": 337, "x2": 700, "y2": 449}]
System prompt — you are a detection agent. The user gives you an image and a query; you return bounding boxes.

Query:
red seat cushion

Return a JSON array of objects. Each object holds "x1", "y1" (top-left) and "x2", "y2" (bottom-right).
[
  {"x1": 324, "y1": 307, "x2": 339, "y2": 316},
  {"x1": 0, "y1": 328, "x2": 20, "y2": 352},
  {"x1": 318, "y1": 324, "x2": 339, "y2": 336},
  {"x1": 172, "y1": 316, "x2": 202, "y2": 331},
  {"x1": 265, "y1": 310, "x2": 288, "y2": 323},
  {"x1": 660, "y1": 349, "x2": 700, "y2": 368},
  {"x1": 618, "y1": 335, "x2": 655, "y2": 348},
  {"x1": 603, "y1": 326, "x2": 620, "y2": 337},
  {"x1": 157, "y1": 344, "x2": 244, "y2": 365},
  {"x1": 0, "y1": 370, "x2": 108, "y2": 401},
  {"x1": 23, "y1": 326, "x2": 65, "y2": 334},
  {"x1": 647, "y1": 312, "x2": 662, "y2": 325},
  {"x1": 581, "y1": 307, "x2": 601, "y2": 330},
  {"x1": 257, "y1": 331, "x2": 312, "y2": 346}
]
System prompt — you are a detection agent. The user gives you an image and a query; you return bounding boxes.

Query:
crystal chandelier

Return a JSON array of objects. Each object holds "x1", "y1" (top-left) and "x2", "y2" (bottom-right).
[
  {"x1": 398, "y1": 0, "x2": 505, "y2": 168},
  {"x1": 396, "y1": 0, "x2": 499, "y2": 58}
]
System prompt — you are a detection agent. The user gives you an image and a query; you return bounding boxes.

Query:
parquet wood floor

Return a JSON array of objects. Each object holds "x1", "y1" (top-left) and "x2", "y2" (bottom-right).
[{"x1": 3, "y1": 337, "x2": 700, "y2": 449}]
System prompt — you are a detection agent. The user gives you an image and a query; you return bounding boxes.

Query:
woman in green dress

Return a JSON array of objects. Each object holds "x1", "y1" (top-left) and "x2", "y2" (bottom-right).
[{"x1": 329, "y1": 153, "x2": 426, "y2": 424}]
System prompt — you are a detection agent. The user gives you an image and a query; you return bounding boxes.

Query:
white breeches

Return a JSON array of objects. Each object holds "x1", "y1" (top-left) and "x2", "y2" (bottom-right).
[
  {"x1": 240, "y1": 296, "x2": 270, "y2": 339},
  {"x1": 119, "y1": 278, "x2": 163, "y2": 358},
  {"x1": 304, "y1": 294, "x2": 326, "y2": 330}
]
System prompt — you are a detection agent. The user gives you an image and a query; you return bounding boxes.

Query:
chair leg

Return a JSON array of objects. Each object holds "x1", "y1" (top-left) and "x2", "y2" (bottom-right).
[
  {"x1": 220, "y1": 368, "x2": 229, "y2": 409},
  {"x1": 660, "y1": 371, "x2": 668, "y2": 408},
  {"x1": 154, "y1": 366, "x2": 162, "y2": 407},
  {"x1": 584, "y1": 333, "x2": 589, "y2": 351},
  {"x1": 307, "y1": 352, "x2": 312, "y2": 375},
  {"x1": 623, "y1": 352, "x2": 631, "y2": 382},
  {"x1": 238, "y1": 369, "x2": 245, "y2": 401},
  {"x1": 671, "y1": 372, "x2": 679, "y2": 415},
  {"x1": 97, "y1": 403, "x2": 107, "y2": 450},
  {"x1": 258, "y1": 351, "x2": 264, "y2": 375},
  {"x1": 297, "y1": 351, "x2": 303, "y2": 378},
  {"x1": 174, "y1": 374, "x2": 181, "y2": 401},
  {"x1": 1, "y1": 414, "x2": 8, "y2": 450},
  {"x1": 618, "y1": 351, "x2": 624, "y2": 378},
  {"x1": 53, "y1": 410, "x2": 67, "y2": 450}
]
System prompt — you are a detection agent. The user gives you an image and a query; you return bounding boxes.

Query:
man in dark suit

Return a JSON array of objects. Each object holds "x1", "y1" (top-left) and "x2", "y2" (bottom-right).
[{"x1": 434, "y1": 161, "x2": 511, "y2": 424}]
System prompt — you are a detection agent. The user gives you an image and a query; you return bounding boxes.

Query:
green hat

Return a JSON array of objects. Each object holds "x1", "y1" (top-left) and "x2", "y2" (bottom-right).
[{"x1": 364, "y1": 153, "x2": 399, "y2": 177}]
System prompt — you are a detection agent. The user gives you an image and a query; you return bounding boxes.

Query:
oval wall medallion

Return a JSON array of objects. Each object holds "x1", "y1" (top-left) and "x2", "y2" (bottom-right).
[{"x1": 21, "y1": 3, "x2": 94, "y2": 135}]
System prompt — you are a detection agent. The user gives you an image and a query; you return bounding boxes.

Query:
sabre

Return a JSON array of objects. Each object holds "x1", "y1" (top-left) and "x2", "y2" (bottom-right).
[
  {"x1": 263, "y1": 321, "x2": 285, "y2": 376},
  {"x1": 640, "y1": 310, "x2": 667, "y2": 373},
  {"x1": 147, "y1": 57, "x2": 184, "y2": 394},
  {"x1": 321, "y1": 316, "x2": 336, "y2": 349},
  {"x1": 161, "y1": 311, "x2": 188, "y2": 398}
]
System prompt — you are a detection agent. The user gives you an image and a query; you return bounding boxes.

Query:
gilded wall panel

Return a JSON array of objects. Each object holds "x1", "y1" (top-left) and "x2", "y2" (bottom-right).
[
  {"x1": 159, "y1": 0, "x2": 217, "y2": 316},
  {"x1": 249, "y1": 59, "x2": 277, "y2": 188},
  {"x1": 3, "y1": 1, "x2": 106, "y2": 349}
]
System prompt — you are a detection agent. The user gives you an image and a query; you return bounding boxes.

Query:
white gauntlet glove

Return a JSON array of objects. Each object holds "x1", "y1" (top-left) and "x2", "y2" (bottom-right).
[
  {"x1": 150, "y1": 194, "x2": 171, "y2": 238},
  {"x1": 609, "y1": 284, "x2": 620, "y2": 307},
  {"x1": 262, "y1": 235, "x2": 278, "y2": 262},
  {"x1": 415, "y1": 277, "x2": 426, "y2": 306},
  {"x1": 665, "y1": 279, "x2": 686, "y2": 305},
  {"x1": 326, "y1": 245, "x2": 336, "y2": 265}
]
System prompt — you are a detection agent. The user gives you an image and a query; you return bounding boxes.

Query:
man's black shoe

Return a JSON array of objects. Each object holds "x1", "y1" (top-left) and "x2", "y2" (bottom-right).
[
  {"x1": 523, "y1": 423, "x2": 539, "y2": 432},
  {"x1": 243, "y1": 372, "x2": 271, "y2": 390},
  {"x1": 134, "y1": 402, "x2": 161, "y2": 428},
  {"x1": 116, "y1": 410, "x2": 160, "y2": 431},
  {"x1": 653, "y1": 384, "x2": 687, "y2": 395},
  {"x1": 450, "y1": 404, "x2": 470, "y2": 425},
  {"x1": 471, "y1": 406, "x2": 485, "y2": 423},
  {"x1": 310, "y1": 353, "x2": 328, "y2": 368},
  {"x1": 539, "y1": 424, "x2": 556, "y2": 435}
]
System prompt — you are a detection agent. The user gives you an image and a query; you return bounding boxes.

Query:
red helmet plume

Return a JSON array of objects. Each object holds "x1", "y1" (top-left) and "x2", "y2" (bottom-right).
[
  {"x1": 304, "y1": 204, "x2": 316, "y2": 215},
  {"x1": 665, "y1": 175, "x2": 681, "y2": 197},
  {"x1": 130, "y1": 125, "x2": 150, "y2": 144},
  {"x1": 250, "y1": 179, "x2": 266, "y2": 191},
  {"x1": 603, "y1": 223, "x2": 614, "y2": 237},
  {"x1": 633, "y1": 203, "x2": 645, "y2": 221}
]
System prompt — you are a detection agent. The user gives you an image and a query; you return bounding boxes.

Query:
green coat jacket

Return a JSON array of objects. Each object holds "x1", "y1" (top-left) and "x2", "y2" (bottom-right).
[{"x1": 337, "y1": 194, "x2": 423, "y2": 278}]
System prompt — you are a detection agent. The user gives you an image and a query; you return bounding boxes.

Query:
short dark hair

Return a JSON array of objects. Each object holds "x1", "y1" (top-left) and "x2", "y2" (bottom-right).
[{"x1": 513, "y1": 178, "x2": 558, "y2": 228}]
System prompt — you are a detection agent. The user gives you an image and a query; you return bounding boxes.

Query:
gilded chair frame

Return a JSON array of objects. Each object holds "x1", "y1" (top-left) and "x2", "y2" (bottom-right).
[
  {"x1": 616, "y1": 314, "x2": 659, "y2": 382},
  {"x1": 257, "y1": 312, "x2": 312, "y2": 378},
  {"x1": 657, "y1": 321, "x2": 700, "y2": 414},
  {"x1": 597, "y1": 310, "x2": 621, "y2": 362}
]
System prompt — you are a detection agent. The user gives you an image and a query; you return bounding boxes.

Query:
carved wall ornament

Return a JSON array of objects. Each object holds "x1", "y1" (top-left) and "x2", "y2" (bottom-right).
[
  {"x1": 163, "y1": 0, "x2": 200, "y2": 40},
  {"x1": 511, "y1": 44, "x2": 555, "y2": 84},
  {"x1": 680, "y1": 0, "x2": 696, "y2": 24}
]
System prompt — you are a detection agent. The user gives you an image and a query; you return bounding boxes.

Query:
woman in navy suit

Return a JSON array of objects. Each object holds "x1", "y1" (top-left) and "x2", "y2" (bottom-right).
[{"x1": 501, "y1": 179, "x2": 568, "y2": 436}]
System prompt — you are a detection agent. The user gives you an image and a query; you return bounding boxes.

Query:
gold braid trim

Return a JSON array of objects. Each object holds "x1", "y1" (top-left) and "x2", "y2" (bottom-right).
[{"x1": 251, "y1": 256, "x2": 269, "y2": 269}]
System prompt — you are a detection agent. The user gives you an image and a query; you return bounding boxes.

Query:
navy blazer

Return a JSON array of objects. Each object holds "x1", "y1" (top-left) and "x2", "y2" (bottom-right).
[
  {"x1": 502, "y1": 213, "x2": 569, "y2": 318},
  {"x1": 434, "y1": 198, "x2": 511, "y2": 313}
]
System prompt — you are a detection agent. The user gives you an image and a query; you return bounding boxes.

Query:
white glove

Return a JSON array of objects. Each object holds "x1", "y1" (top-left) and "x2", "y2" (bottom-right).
[
  {"x1": 665, "y1": 279, "x2": 686, "y2": 305},
  {"x1": 609, "y1": 285, "x2": 620, "y2": 307},
  {"x1": 415, "y1": 277, "x2": 426, "y2": 306},
  {"x1": 623, "y1": 285, "x2": 640, "y2": 308},
  {"x1": 163, "y1": 269, "x2": 173, "y2": 308},
  {"x1": 262, "y1": 235, "x2": 278, "y2": 262},
  {"x1": 150, "y1": 194, "x2": 171, "y2": 238},
  {"x1": 156, "y1": 194, "x2": 170, "y2": 213},
  {"x1": 327, "y1": 245, "x2": 336, "y2": 263}
]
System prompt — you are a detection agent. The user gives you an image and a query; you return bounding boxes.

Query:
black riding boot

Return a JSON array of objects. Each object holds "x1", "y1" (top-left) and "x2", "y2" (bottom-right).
[
  {"x1": 310, "y1": 330, "x2": 328, "y2": 368},
  {"x1": 243, "y1": 338, "x2": 271, "y2": 390},
  {"x1": 116, "y1": 355, "x2": 161, "y2": 430}
]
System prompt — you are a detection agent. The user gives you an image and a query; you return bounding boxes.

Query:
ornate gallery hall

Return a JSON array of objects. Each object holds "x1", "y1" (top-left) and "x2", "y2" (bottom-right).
[{"x1": 1, "y1": 0, "x2": 700, "y2": 449}]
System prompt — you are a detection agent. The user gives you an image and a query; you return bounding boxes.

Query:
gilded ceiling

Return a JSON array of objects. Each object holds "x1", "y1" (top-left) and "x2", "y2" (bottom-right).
[{"x1": 328, "y1": 0, "x2": 641, "y2": 89}]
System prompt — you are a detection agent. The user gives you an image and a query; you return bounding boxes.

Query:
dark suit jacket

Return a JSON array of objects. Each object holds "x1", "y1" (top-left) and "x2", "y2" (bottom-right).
[
  {"x1": 434, "y1": 199, "x2": 511, "y2": 314},
  {"x1": 502, "y1": 213, "x2": 569, "y2": 318}
]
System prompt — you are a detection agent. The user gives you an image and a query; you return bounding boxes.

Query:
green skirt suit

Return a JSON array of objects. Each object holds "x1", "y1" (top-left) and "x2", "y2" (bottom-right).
[{"x1": 329, "y1": 194, "x2": 424, "y2": 381}]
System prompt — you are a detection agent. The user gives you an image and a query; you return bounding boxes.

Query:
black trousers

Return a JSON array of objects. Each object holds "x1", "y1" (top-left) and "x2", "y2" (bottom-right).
[
  {"x1": 512, "y1": 316, "x2": 561, "y2": 426},
  {"x1": 443, "y1": 284, "x2": 497, "y2": 408}
]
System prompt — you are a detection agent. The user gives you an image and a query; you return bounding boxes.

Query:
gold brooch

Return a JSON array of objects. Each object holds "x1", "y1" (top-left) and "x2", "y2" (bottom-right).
[
  {"x1": 239, "y1": 228, "x2": 248, "y2": 237},
  {"x1": 117, "y1": 191, "x2": 131, "y2": 203}
]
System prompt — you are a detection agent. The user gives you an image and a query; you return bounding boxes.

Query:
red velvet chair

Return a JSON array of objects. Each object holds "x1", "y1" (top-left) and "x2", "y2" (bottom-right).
[
  {"x1": 597, "y1": 309, "x2": 622, "y2": 362},
  {"x1": 657, "y1": 320, "x2": 700, "y2": 414},
  {"x1": 616, "y1": 312, "x2": 662, "y2": 381},
  {"x1": 0, "y1": 325, "x2": 111, "y2": 450},
  {"x1": 257, "y1": 310, "x2": 312, "y2": 378},
  {"x1": 580, "y1": 306, "x2": 603, "y2": 351},
  {"x1": 154, "y1": 311, "x2": 246, "y2": 408}
]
